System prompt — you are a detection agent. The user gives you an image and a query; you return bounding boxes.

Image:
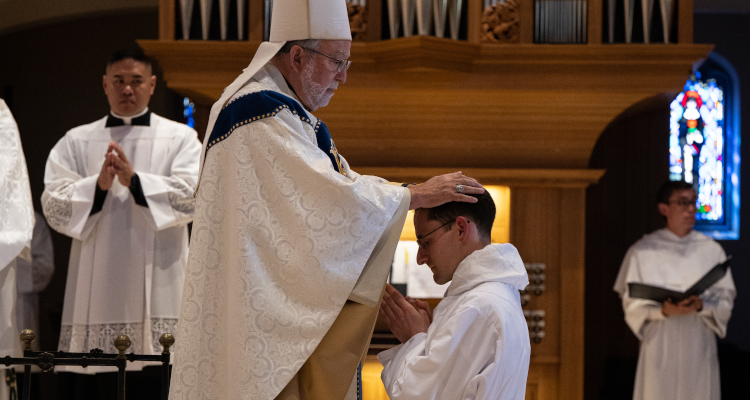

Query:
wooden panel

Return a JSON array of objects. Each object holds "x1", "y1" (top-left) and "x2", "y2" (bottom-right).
[
  {"x1": 588, "y1": 0, "x2": 602, "y2": 44},
  {"x1": 527, "y1": 363, "x2": 560, "y2": 400},
  {"x1": 159, "y1": 0, "x2": 175, "y2": 40},
  {"x1": 559, "y1": 188, "x2": 586, "y2": 400},
  {"x1": 510, "y1": 188, "x2": 562, "y2": 359}
]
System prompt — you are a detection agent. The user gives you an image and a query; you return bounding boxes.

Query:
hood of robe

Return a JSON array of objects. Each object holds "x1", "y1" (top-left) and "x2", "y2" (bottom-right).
[
  {"x1": 652, "y1": 228, "x2": 713, "y2": 244},
  {"x1": 446, "y1": 243, "x2": 529, "y2": 297}
]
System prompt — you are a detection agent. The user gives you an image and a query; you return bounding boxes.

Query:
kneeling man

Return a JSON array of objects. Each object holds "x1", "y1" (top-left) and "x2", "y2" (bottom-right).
[{"x1": 379, "y1": 191, "x2": 531, "y2": 399}]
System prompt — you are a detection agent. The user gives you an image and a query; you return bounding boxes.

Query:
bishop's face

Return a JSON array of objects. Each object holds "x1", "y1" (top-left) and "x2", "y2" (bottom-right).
[
  {"x1": 103, "y1": 59, "x2": 156, "y2": 116},
  {"x1": 298, "y1": 40, "x2": 350, "y2": 111}
]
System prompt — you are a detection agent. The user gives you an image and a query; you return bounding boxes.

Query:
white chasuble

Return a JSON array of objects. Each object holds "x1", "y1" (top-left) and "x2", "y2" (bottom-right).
[
  {"x1": 614, "y1": 228, "x2": 735, "y2": 400},
  {"x1": 0, "y1": 99, "x2": 34, "y2": 366},
  {"x1": 379, "y1": 244, "x2": 531, "y2": 400},
  {"x1": 169, "y1": 64, "x2": 409, "y2": 399},
  {"x1": 42, "y1": 114, "x2": 200, "y2": 372}
]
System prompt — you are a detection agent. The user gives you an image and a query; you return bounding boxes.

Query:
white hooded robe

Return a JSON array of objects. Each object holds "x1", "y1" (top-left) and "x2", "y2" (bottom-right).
[{"x1": 379, "y1": 243, "x2": 531, "y2": 400}]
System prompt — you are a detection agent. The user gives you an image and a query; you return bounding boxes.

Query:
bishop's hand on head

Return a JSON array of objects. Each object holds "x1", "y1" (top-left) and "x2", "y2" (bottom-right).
[
  {"x1": 380, "y1": 284, "x2": 431, "y2": 343},
  {"x1": 408, "y1": 171, "x2": 485, "y2": 210}
]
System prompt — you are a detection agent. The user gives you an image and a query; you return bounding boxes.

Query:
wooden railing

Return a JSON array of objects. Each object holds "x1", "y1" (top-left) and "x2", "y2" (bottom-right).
[{"x1": 157, "y1": 0, "x2": 692, "y2": 44}]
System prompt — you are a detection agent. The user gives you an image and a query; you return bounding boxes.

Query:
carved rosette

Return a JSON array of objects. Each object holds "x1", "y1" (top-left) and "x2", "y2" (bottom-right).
[
  {"x1": 480, "y1": 0, "x2": 520, "y2": 43},
  {"x1": 347, "y1": 2, "x2": 368, "y2": 41}
]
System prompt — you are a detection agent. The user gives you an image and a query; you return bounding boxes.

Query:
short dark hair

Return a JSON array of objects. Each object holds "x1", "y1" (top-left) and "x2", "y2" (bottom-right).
[
  {"x1": 107, "y1": 48, "x2": 153, "y2": 71},
  {"x1": 274, "y1": 39, "x2": 321, "y2": 57},
  {"x1": 422, "y1": 191, "x2": 496, "y2": 242},
  {"x1": 657, "y1": 180, "x2": 695, "y2": 204}
]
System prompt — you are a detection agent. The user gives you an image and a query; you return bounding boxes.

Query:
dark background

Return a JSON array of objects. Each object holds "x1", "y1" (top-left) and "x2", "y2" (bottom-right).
[{"x1": 1, "y1": 6, "x2": 749, "y2": 400}]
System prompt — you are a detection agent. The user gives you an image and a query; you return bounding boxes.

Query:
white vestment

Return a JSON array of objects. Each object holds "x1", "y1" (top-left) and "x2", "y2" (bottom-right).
[
  {"x1": 42, "y1": 113, "x2": 200, "y2": 372},
  {"x1": 170, "y1": 64, "x2": 409, "y2": 399},
  {"x1": 379, "y1": 243, "x2": 531, "y2": 400},
  {"x1": 16, "y1": 211, "x2": 55, "y2": 350},
  {"x1": 613, "y1": 228, "x2": 735, "y2": 400},
  {"x1": 0, "y1": 99, "x2": 34, "y2": 399}
]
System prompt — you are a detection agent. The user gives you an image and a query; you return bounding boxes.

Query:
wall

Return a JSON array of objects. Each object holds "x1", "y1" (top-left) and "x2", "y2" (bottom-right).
[{"x1": 0, "y1": 0, "x2": 157, "y2": 35}]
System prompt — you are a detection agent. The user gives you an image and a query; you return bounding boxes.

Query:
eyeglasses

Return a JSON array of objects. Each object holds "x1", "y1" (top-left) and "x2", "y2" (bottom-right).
[
  {"x1": 416, "y1": 220, "x2": 453, "y2": 251},
  {"x1": 669, "y1": 199, "x2": 698, "y2": 208},
  {"x1": 301, "y1": 47, "x2": 351, "y2": 73}
]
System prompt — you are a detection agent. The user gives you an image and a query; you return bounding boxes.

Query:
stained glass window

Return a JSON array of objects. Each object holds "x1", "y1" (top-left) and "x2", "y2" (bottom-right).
[{"x1": 669, "y1": 53, "x2": 740, "y2": 239}]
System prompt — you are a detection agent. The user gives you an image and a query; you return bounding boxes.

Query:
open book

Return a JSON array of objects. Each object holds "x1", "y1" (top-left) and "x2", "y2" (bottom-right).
[{"x1": 628, "y1": 256, "x2": 732, "y2": 303}]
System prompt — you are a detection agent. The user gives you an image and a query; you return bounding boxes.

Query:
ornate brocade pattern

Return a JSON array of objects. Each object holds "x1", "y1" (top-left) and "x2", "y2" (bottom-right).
[
  {"x1": 58, "y1": 318, "x2": 179, "y2": 354},
  {"x1": 164, "y1": 177, "x2": 196, "y2": 219},
  {"x1": 41, "y1": 183, "x2": 74, "y2": 232},
  {"x1": 170, "y1": 104, "x2": 404, "y2": 399}
]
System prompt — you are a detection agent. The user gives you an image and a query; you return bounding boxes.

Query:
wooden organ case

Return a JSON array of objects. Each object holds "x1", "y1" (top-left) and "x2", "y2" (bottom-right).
[{"x1": 139, "y1": 1, "x2": 711, "y2": 399}]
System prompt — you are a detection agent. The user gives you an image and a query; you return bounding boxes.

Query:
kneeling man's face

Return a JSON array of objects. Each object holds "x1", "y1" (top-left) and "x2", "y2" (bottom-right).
[{"x1": 414, "y1": 210, "x2": 462, "y2": 285}]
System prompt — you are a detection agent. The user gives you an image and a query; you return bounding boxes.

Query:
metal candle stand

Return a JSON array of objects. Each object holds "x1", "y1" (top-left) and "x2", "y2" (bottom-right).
[{"x1": 2, "y1": 329, "x2": 175, "y2": 400}]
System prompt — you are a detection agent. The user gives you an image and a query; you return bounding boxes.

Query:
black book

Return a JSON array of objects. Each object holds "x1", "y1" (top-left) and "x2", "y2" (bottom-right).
[{"x1": 628, "y1": 256, "x2": 732, "y2": 303}]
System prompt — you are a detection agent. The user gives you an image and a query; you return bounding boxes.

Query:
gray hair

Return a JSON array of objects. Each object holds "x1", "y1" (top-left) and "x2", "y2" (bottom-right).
[{"x1": 274, "y1": 39, "x2": 321, "y2": 57}]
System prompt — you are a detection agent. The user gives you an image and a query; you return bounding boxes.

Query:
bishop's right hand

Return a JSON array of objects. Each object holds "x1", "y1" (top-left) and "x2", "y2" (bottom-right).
[{"x1": 408, "y1": 171, "x2": 484, "y2": 210}]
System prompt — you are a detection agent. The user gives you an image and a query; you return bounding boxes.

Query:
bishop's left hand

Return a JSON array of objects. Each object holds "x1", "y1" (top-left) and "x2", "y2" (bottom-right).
[
  {"x1": 106, "y1": 142, "x2": 135, "y2": 187},
  {"x1": 380, "y1": 284, "x2": 431, "y2": 344}
]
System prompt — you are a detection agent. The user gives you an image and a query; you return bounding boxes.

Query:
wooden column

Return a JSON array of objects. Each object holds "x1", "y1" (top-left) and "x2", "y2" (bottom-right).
[
  {"x1": 558, "y1": 188, "x2": 586, "y2": 400},
  {"x1": 587, "y1": 0, "x2": 602, "y2": 44},
  {"x1": 678, "y1": 0, "x2": 693, "y2": 43},
  {"x1": 248, "y1": 0, "x2": 265, "y2": 41},
  {"x1": 159, "y1": 0, "x2": 175, "y2": 40},
  {"x1": 467, "y1": 0, "x2": 482, "y2": 44},
  {"x1": 365, "y1": 0, "x2": 383, "y2": 41},
  {"x1": 519, "y1": 0, "x2": 534, "y2": 43}
]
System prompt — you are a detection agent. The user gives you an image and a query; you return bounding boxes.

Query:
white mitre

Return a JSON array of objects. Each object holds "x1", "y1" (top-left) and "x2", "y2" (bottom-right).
[{"x1": 201, "y1": 0, "x2": 352, "y2": 173}]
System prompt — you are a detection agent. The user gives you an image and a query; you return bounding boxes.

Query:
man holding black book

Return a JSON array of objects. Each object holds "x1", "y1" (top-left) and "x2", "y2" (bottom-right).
[{"x1": 614, "y1": 180, "x2": 735, "y2": 400}]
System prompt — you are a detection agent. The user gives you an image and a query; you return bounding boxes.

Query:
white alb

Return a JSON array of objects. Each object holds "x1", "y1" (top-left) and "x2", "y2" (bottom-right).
[
  {"x1": 614, "y1": 228, "x2": 735, "y2": 400},
  {"x1": 42, "y1": 114, "x2": 200, "y2": 372},
  {"x1": 379, "y1": 243, "x2": 531, "y2": 400}
]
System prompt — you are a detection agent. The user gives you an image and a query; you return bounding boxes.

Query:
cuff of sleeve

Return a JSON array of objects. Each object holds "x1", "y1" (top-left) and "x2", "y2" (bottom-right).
[
  {"x1": 90, "y1": 184, "x2": 108, "y2": 215},
  {"x1": 648, "y1": 307, "x2": 666, "y2": 321},
  {"x1": 129, "y1": 174, "x2": 149, "y2": 208}
]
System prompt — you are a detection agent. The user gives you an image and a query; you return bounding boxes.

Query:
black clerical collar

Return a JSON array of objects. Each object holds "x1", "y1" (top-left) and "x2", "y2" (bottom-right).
[{"x1": 106, "y1": 111, "x2": 151, "y2": 127}]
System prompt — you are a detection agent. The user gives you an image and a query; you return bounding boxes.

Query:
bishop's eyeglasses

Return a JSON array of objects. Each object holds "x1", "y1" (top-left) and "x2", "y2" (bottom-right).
[{"x1": 301, "y1": 47, "x2": 351, "y2": 73}]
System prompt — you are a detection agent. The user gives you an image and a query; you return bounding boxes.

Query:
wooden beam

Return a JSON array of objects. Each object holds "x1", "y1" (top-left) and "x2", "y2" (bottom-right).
[
  {"x1": 159, "y1": 0, "x2": 175, "y2": 40},
  {"x1": 678, "y1": 0, "x2": 693, "y2": 44},
  {"x1": 588, "y1": 0, "x2": 602, "y2": 44},
  {"x1": 558, "y1": 188, "x2": 586, "y2": 400},
  {"x1": 248, "y1": 0, "x2": 264, "y2": 41}
]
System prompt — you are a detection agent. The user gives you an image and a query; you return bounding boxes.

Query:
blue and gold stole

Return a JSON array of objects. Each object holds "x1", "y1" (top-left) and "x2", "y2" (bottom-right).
[{"x1": 204, "y1": 90, "x2": 346, "y2": 175}]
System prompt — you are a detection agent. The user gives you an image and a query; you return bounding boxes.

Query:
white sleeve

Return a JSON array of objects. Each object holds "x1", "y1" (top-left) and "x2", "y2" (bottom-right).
[
  {"x1": 135, "y1": 130, "x2": 201, "y2": 231},
  {"x1": 41, "y1": 135, "x2": 102, "y2": 241},
  {"x1": 378, "y1": 306, "x2": 498, "y2": 400},
  {"x1": 699, "y1": 257, "x2": 735, "y2": 338},
  {"x1": 616, "y1": 248, "x2": 664, "y2": 340}
]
